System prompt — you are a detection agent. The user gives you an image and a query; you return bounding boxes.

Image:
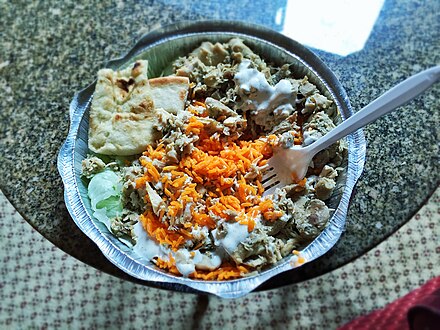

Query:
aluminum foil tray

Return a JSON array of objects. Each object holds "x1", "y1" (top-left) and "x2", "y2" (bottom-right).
[{"x1": 57, "y1": 21, "x2": 366, "y2": 298}]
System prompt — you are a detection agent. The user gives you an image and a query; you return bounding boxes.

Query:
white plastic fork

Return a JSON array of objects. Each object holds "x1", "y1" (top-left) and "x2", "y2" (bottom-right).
[{"x1": 262, "y1": 65, "x2": 440, "y2": 196}]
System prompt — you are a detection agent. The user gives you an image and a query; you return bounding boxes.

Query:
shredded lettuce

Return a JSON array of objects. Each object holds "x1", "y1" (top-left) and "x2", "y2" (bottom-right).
[{"x1": 87, "y1": 170, "x2": 123, "y2": 229}]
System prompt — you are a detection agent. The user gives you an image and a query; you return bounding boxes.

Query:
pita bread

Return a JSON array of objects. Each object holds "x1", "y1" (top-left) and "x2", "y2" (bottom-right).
[
  {"x1": 88, "y1": 60, "x2": 189, "y2": 156},
  {"x1": 149, "y1": 76, "x2": 190, "y2": 114}
]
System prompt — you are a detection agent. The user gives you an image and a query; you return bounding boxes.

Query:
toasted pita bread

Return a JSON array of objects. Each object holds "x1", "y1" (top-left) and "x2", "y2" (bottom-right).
[
  {"x1": 88, "y1": 60, "x2": 189, "y2": 156},
  {"x1": 149, "y1": 76, "x2": 190, "y2": 114}
]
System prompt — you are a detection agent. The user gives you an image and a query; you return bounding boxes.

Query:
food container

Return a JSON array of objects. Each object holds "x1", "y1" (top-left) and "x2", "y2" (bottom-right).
[{"x1": 57, "y1": 21, "x2": 366, "y2": 298}]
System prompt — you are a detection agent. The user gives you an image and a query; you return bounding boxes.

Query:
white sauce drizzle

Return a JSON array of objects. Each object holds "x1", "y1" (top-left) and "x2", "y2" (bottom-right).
[
  {"x1": 174, "y1": 249, "x2": 222, "y2": 277},
  {"x1": 193, "y1": 250, "x2": 222, "y2": 271},
  {"x1": 234, "y1": 60, "x2": 296, "y2": 127},
  {"x1": 134, "y1": 221, "x2": 223, "y2": 277},
  {"x1": 133, "y1": 222, "x2": 163, "y2": 260},
  {"x1": 174, "y1": 250, "x2": 196, "y2": 277},
  {"x1": 214, "y1": 221, "x2": 249, "y2": 254}
]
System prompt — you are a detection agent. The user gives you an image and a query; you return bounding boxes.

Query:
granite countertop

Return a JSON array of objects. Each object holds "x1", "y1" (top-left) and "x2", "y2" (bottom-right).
[{"x1": 0, "y1": 0, "x2": 438, "y2": 290}]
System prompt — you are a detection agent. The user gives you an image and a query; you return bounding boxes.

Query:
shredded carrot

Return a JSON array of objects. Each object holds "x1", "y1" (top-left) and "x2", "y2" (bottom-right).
[
  {"x1": 297, "y1": 177, "x2": 307, "y2": 186},
  {"x1": 291, "y1": 250, "x2": 306, "y2": 267},
  {"x1": 134, "y1": 102, "x2": 289, "y2": 279},
  {"x1": 191, "y1": 263, "x2": 249, "y2": 281},
  {"x1": 154, "y1": 258, "x2": 249, "y2": 280},
  {"x1": 135, "y1": 176, "x2": 149, "y2": 189},
  {"x1": 193, "y1": 212, "x2": 216, "y2": 229},
  {"x1": 163, "y1": 165, "x2": 179, "y2": 171},
  {"x1": 139, "y1": 212, "x2": 190, "y2": 251},
  {"x1": 155, "y1": 255, "x2": 180, "y2": 275}
]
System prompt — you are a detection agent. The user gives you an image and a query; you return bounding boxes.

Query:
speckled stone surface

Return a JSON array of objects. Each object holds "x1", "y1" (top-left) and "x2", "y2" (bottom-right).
[{"x1": 0, "y1": 0, "x2": 439, "y2": 289}]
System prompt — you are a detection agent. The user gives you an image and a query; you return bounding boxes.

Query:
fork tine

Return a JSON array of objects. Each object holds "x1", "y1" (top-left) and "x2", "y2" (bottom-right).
[
  {"x1": 262, "y1": 175, "x2": 280, "y2": 188},
  {"x1": 261, "y1": 167, "x2": 274, "y2": 180},
  {"x1": 261, "y1": 171, "x2": 276, "y2": 184},
  {"x1": 261, "y1": 166, "x2": 283, "y2": 197},
  {"x1": 262, "y1": 182, "x2": 283, "y2": 197}
]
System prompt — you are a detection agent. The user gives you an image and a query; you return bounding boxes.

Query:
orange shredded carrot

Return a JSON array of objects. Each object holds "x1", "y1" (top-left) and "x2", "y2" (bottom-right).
[
  {"x1": 291, "y1": 250, "x2": 306, "y2": 267},
  {"x1": 193, "y1": 212, "x2": 216, "y2": 229},
  {"x1": 147, "y1": 164, "x2": 160, "y2": 182},
  {"x1": 297, "y1": 178, "x2": 307, "y2": 186},
  {"x1": 191, "y1": 263, "x2": 249, "y2": 281},
  {"x1": 155, "y1": 255, "x2": 180, "y2": 275},
  {"x1": 134, "y1": 105, "x2": 291, "y2": 278},
  {"x1": 154, "y1": 257, "x2": 249, "y2": 280},
  {"x1": 139, "y1": 212, "x2": 190, "y2": 251},
  {"x1": 163, "y1": 165, "x2": 179, "y2": 171},
  {"x1": 135, "y1": 176, "x2": 149, "y2": 189}
]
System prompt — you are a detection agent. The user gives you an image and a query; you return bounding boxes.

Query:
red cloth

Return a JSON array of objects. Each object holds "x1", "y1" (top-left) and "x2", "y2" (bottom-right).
[{"x1": 339, "y1": 276, "x2": 440, "y2": 330}]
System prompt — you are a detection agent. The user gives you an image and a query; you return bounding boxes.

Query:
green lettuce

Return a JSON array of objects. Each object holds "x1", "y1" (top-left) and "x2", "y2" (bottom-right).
[{"x1": 87, "y1": 170, "x2": 123, "y2": 229}]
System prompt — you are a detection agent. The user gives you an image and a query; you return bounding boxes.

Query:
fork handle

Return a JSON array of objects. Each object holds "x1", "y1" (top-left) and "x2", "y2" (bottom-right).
[{"x1": 307, "y1": 66, "x2": 440, "y2": 154}]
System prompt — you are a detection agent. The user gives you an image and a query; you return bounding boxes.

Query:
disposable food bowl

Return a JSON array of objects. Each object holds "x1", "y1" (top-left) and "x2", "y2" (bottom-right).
[{"x1": 57, "y1": 21, "x2": 366, "y2": 298}]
